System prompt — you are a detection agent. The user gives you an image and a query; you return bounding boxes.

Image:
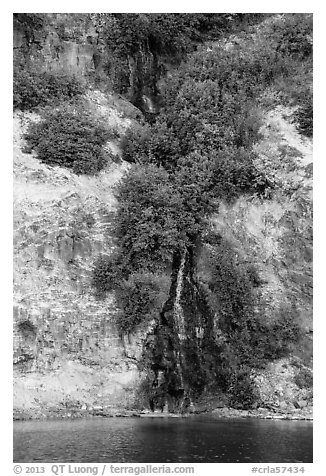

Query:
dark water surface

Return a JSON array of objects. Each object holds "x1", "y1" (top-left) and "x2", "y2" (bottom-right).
[{"x1": 13, "y1": 416, "x2": 313, "y2": 463}]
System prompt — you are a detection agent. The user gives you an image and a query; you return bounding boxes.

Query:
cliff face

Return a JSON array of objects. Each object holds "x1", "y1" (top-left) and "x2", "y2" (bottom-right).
[
  {"x1": 140, "y1": 105, "x2": 313, "y2": 416},
  {"x1": 13, "y1": 14, "x2": 98, "y2": 76},
  {"x1": 13, "y1": 101, "x2": 312, "y2": 419},
  {"x1": 13, "y1": 93, "x2": 152, "y2": 419},
  {"x1": 12, "y1": 13, "x2": 165, "y2": 418},
  {"x1": 209, "y1": 106, "x2": 313, "y2": 413},
  {"x1": 13, "y1": 14, "x2": 165, "y2": 113},
  {"x1": 212, "y1": 106, "x2": 312, "y2": 331},
  {"x1": 13, "y1": 14, "x2": 313, "y2": 420}
]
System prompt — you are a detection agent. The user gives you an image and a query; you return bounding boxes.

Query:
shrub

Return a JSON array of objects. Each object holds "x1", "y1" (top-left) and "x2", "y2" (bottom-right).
[
  {"x1": 228, "y1": 366, "x2": 260, "y2": 409},
  {"x1": 92, "y1": 255, "x2": 170, "y2": 334},
  {"x1": 17, "y1": 320, "x2": 37, "y2": 339},
  {"x1": 294, "y1": 367, "x2": 313, "y2": 389},
  {"x1": 94, "y1": 13, "x2": 267, "y2": 59},
  {"x1": 24, "y1": 107, "x2": 110, "y2": 174},
  {"x1": 13, "y1": 14, "x2": 46, "y2": 44},
  {"x1": 14, "y1": 13, "x2": 45, "y2": 30},
  {"x1": 255, "y1": 309, "x2": 302, "y2": 361},
  {"x1": 114, "y1": 157, "x2": 222, "y2": 274},
  {"x1": 120, "y1": 125, "x2": 151, "y2": 164},
  {"x1": 274, "y1": 14, "x2": 312, "y2": 60},
  {"x1": 91, "y1": 13, "x2": 307, "y2": 363},
  {"x1": 203, "y1": 239, "x2": 256, "y2": 331},
  {"x1": 200, "y1": 238, "x2": 302, "y2": 371},
  {"x1": 114, "y1": 164, "x2": 184, "y2": 272},
  {"x1": 91, "y1": 254, "x2": 120, "y2": 298},
  {"x1": 294, "y1": 90, "x2": 313, "y2": 137},
  {"x1": 114, "y1": 271, "x2": 170, "y2": 334},
  {"x1": 13, "y1": 66, "x2": 84, "y2": 111}
]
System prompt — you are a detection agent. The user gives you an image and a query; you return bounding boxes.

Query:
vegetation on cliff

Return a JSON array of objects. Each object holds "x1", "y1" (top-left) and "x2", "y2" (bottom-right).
[
  {"x1": 94, "y1": 12, "x2": 312, "y2": 319},
  {"x1": 24, "y1": 107, "x2": 111, "y2": 174},
  {"x1": 97, "y1": 13, "x2": 265, "y2": 56},
  {"x1": 91, "y1": 13, "x2": 266, "y2": 103},
  {"x1": 13, "y1": 13, "x2": 312, "y2": 413},
  {"x1": 92, "y1": 13, "x2": 312, "y2": 409},
  {"x1": 13, "y1": 66, "x2": 85, "y2": 111}
]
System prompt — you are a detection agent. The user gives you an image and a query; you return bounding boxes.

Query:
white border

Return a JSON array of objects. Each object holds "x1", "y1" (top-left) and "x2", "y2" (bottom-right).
[{"x1": 3, "y1": 3, "x2": 323, "y2": 473}]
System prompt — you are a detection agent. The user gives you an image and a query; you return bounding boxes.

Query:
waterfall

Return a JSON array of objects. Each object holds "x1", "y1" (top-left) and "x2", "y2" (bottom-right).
[
  {"x1": 172, "y1": 248, "x2": 187, "y2": 392},
  {"x1": 146, "y1": 246, "x2": 218, "y2": 412},
  {"x1": 142, "y1": 95, "x2": 156, "y2": 113},
  {"x1": 173, "y1": 248, "x2": 187, "y2": 342}
]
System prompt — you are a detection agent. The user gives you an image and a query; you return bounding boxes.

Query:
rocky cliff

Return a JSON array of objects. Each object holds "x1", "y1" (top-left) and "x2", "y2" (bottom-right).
[
  {"x1": 13, "y1": 92, "x2": 151, "y2": 419},
  {"x1": 13, "y1": 14, "x2": 313, "y2": 420},
  {"x1": 138, "y1": 105, "x2": 313, "y2": 417},
  {"x1": 209, "y1": 105, "x2": 313, "y2": 414},
  {"x1": 13, "y1": 13, "x2": 168, "y2": 114},
  {"x1": 13, "y1": 101, "x2": 312, "y2": 420}
]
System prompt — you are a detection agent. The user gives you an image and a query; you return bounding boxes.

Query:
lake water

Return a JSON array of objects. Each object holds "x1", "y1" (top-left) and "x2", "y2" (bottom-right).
[{"x1": 13, "y1": 416, "x2": 313, "y2": 463}]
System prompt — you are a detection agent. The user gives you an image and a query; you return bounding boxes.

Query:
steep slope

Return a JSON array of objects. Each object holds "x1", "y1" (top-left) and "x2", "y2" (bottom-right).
[
  {"x1": 13, "y1": 93, "x2": 151, "y2": 419},
  {"x1": 139, "y1": 105, "x2": 313, "y2": 417},
  {"x1": 212, "y1": 106, "x2": 312, "y2": 331},
  {"x1": 111, "y1": 14, "x2": 313, "y2": 416},
  {"x1": 209, "y1": 105, "x2": 312, "y2": 415},
  {"x1": 13, "y1": 101, "x2": 312, "y2": 419},
  {"x1": 13, "y1": 14, "x2": 313, "y2": 420}
]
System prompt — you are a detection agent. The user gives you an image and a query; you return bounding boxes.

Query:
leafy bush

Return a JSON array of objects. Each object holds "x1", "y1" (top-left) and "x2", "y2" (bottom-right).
[
  {"x1": 273, "y1": 14, "x2": 312, "y2": 60},
  {"x1": 13, "y1": 13, "x2": 46, "y2": 44},
  {"x1": 90, "y1": 13, "x2": 267, "y2": 100},
  {"x1": 96, "y1": 13, "x2": 265, "y2": 59},
  {"x1": 141, "y1": 13, "x2": 312, "y2": 166},
  {"x1": 91, "y1": 14, "x2": 307, "y2": 362},
  {"x1": 13, "y1": 66, "x2": 84, "y2": 111},
  {"x1": 92, "y1": 255, "x2": 170, "y2": 334},
  {"x1": 294, "y1": 90, "x2": 313, "y2": 137},
  {"x1": 253, "y1": 310, "x2": 302, "y2": 361},
  {"x1": 228, "y1": 366, "x2": 260, "y2": 409},
  {"x1": 91, "y1": 254, "x2": 120, "y2": 298},
  {"x1": 117, "y1": 15, "x2": 312, "y2": 171},
  {"x1": 113, "y1": 152, "x2": 238, "y2": 275},
  {"x1": 24, "y1": 107, "x2": 110, "y2": 174},
  {"x1": 114, "y1": 164, "x2": 192, "y2": 272},
  {"x1": 200, "y1": 238, "x2": 302, "y2": 369},
  {"x1": 294, "y1": 367, "x2": 313, "y2": 389},
  {"x1": 17, "y1": 320, "x2": 37, "y2": 339},
  {"x1": 120, "y1": 125, "x2": 151, "y2": 164},
  {"x1": 114, "y1": 271, "x2": 170, "y2": 334}
]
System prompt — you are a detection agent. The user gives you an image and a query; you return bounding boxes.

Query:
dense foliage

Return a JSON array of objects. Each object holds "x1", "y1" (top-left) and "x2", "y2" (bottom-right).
[
  {"x1": 196, "y1": 237, "x2": 302, "y2": 407},
  {"x1": 94, "y1": 14, "x2": 312, "y2": 327},
  {"x1": 24, "y1": 107, "x2": 110, "y2": 174},
  {"x1": 228, "y1": 366, "x2": 260, "y2": 409},
  {"x1": 122, "y1": 14, "x2": 312, "y2": 163},
  {"x1": 13, "y1": 12, "x2": 311, "y2": 401},
  {"x1": 95, "y1": 13, "x2": 265, "y2": 58},
  {"x1": 91, "y1": 13, "x2": 266, "y2": 101},
  {"x1": 203, "y1": 239, "x2": 301, "y2": 364},
  {"x1": 13, "y1": 66, "x2": 84, "y2": 111},
  {"x1": 294, "y1": 90, "x2": 313, "y2": 137},
  {"x1": 13, "y1": 13, "x2": 46, "y2": 43},
  {"x1": 114, "y1": 272, "x2": 170, "y2": 334},
  {"x1": 90, "y1": 14, "x2": 311, "y2": 400},
  {"x1": 92, "y1": 254, "x2": 169, "y2": 333},
  {"x1": 294, "y1": 367, "x2": 313, "y2": 389}
]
